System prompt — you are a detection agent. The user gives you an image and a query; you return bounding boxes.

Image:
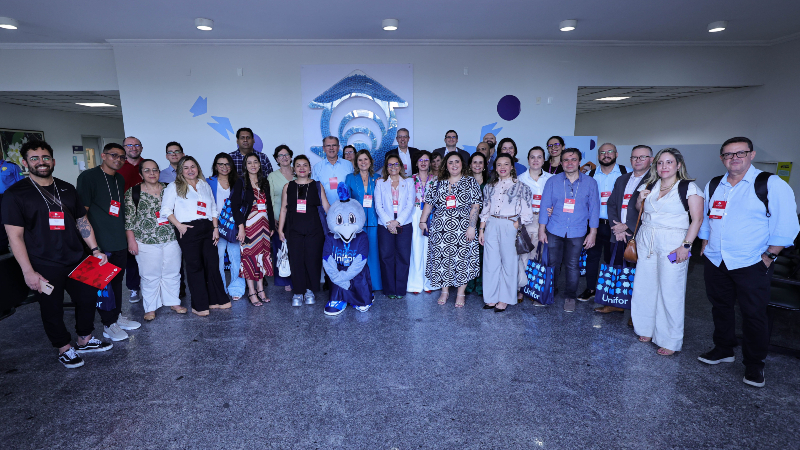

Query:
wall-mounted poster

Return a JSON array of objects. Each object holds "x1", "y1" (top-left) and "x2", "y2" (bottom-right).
[{"x1": 1, "y1": 129, "x2": 45, "y2": 169}]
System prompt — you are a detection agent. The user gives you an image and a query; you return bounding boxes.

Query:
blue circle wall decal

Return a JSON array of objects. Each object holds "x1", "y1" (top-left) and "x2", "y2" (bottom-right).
[{"x1": 497, "y1": 95, "x2": 521, "y2": 121}]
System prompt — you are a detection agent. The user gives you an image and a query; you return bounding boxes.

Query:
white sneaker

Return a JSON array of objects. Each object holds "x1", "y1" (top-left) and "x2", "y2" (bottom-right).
[
  {"x1": 103, "y1": 323, "x2": 129, "y2": 341},
  {"x1": 117, "y1": 315, "x2": 141, "y2": 330},
  {"x1": 129, "y1": 290, "x2": 141, "y2": 303},
  {"x1": 304, "y1": 289, "x2": 315, "y2": 305}
]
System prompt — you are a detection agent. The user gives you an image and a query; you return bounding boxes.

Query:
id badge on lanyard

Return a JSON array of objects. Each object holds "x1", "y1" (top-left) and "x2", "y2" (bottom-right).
[
  {"x1": 49, "y1": 212, "x2": 65, "y2": 230},
  {"x1": 329, "y1": 177, "x2": 338, "y2": 190},
  {"x1": 563, "y1": 198, "x2": 576, "y2": 213},
  {"x1": 362, "y1": 195, "x2": 373, "y2": 208},
  {"x1": 709, "y1": 200, "x2": 727, "y2": 219},
  {"x1": 197, "y1": 201, "x2": 207, "y2": 216},
  {"x1": 257, "y1": 198, "x2": 266, "y2": 212},
  {"x1": 446, "y1": 195, "x2": 457, "y2": 209},
  {"x1": 532, "y1": 194, "x2": 542, "y2": 211},
  {"x1": 156, "y1": 211, "x2": 169, "y2": 226},
  {"x1": 297, "y1": 199, "x2": 307, "y2": 213},
  {"x1": 600, "y1": 191, "x2": 611, "y2": 206},
  {"x1": 621, "y1": 194, "x2": 632, "y2": 209},
  {"x1": 393, "y1": 199, "x2": 399, "y2": 213},
  {"x1": 109, "y1": 200, "x2": 120, "y2": 217}
]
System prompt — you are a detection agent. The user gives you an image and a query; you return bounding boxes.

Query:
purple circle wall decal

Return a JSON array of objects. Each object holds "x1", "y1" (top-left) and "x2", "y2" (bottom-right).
[
  {"x1": 497, "y1": 95, "x2": 521, "y2": 121},
  {"x1": 253, "y1": 133, "x2": 264, "y2": 153},
  {"x1": 590, "y1": 139, "x2": 596, "y2": 151}
]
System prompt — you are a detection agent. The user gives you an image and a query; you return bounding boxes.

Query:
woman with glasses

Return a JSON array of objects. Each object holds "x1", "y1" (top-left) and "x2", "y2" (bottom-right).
[
  {"x1": 374, "y1": 155, "x2": 416, "y2": 298},
  {"x1": 517, "y1": 146, "x2": 552, "y2": 304},
  {"x1": 345, "y1": 150, "x2": 382, "y2": 291},
  {"x1": 419, "y1": 152, "x2": 483, "y2": 307},
  {"x1": 497, "y1": 138, "x2": 527, "y2": 175},
  {"x1": 465, "y1": 152, "x2": 488, "y2": 296},
  {"x1": 407, "y1": 151, "x2": 435, "y2": 293},
  {"x1": 207, "y1": 153, "x2": 245, "y2": 301},
  {"x1": 124, "y1": 159, "x2": 186, "y2": 321},
  {"x1": 268, "y1": 145, "x2": 295, "y2": 291},
  {"x1": 161, "y1": 155, "x2": 229, "y2": 316},
  {"x1": 342, "y1": 145, "x2": 357, "y2": 164},
  {"x1": 631, "y1": 148, "x2": 704, "y2": 355},
  {"x1": 542, "y1": 136, "x2": 565, "y2": 175}
]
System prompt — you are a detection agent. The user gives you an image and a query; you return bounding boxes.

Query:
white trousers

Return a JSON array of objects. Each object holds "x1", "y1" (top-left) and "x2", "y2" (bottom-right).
[
  {"x1": 407, "y1": 207, "x2": 432, "y2": 292},
  {"x1": 630, "y1": 224, "x2": 688, "y2": 351},
  {"x1": 135, "y1": 240, "x2": 182, "y2": 313},
  {"x1": 483, "y1": 217, "x2": 519, "y2": 305}
]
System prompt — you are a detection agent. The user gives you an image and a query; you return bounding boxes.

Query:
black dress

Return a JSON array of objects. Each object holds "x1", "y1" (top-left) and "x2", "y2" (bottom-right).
[{"x1": 284, "y1": 181, "x2": 325, "y2": 295}]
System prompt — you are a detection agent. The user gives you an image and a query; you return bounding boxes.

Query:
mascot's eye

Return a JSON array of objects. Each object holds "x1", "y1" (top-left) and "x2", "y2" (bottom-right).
[
  {"x1": 349, "y1": 213, "x2": 356, "y2": 224},
  {"x1": 336, "y1": 215, "x2": 343, "y2": 225}
]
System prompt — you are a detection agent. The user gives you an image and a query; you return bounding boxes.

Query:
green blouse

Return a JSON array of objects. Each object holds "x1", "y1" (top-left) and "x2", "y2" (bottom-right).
[
  {"x1": 124, "y1": 183, "x2": 176, "y2": 245},
  {"x1": 267, "y1": 170, "x2": 294, "y2": 218}
]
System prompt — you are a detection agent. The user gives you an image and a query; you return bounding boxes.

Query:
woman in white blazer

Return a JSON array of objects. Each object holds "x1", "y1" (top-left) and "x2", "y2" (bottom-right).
[{"x1": 374, "y1": 154, "x2": 416, "y2": 298}]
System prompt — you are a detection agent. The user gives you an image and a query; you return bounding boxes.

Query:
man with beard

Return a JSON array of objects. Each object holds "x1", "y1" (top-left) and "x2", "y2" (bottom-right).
[
  {"x1": 229, "y1": 127, "x2": 273, "y2": 178},
  {"x1": 578, "y1": 143, "x2": 627, "y2": 302},
  {"x1": 77, "y1": 143, "x2": 141, "y2": 342},
  {"x1": 116, "y1": 136, "x2": 144, "y2": 303},
  {"x1": 2, "y1": 140, "x2": 113, "y2": 368},
  {"x1": 482, "y1": 132, "x2": 497, "y2": 168},
  {"x1": 432, "y1": 130, "x2": 470, "y2": 164}
]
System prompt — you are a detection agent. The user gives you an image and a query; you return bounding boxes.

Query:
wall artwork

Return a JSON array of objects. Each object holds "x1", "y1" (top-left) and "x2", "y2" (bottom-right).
[{"x1": 1, "y1": 129, "x2": 44, "y2": 168}]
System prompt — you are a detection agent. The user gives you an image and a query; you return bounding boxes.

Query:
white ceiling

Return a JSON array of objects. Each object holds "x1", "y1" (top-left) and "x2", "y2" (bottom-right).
[
  {"x1": 0, "y1": 91, "x2": 122, "y2": 118},
  {"x1": 576, "y1": 86, "x2": 754, "y2": 114},
  {"x1": 0, "y1": 0, "x2": 799, "y2": 44}
]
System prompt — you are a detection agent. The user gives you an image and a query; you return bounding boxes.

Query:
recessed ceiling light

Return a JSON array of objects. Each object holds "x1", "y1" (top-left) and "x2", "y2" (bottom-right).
[
  {"x1": 595, "y1": 97, "x2": 630, "y2": 101},
  {"x1": 195, "y1": 18, "x2": 213, "y2": 31},
  {"x1": 0, "y1": 17, "x2": 19, "y2": 30},
  {"x1": 382, "y1": 19, "x2": 399, "y2": 31},
  {"x1": 76, "y1": 103, "x2": 117, "y2": 107},
  {"x1": 559, "y1": 20, "x2": 577, "y2": 32},
  {"x1": 708, "y1": 21, "x2": 727, "y2": 33}
]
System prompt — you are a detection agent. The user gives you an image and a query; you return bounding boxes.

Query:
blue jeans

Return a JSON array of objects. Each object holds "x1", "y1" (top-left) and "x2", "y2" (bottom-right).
[
  {"x1": 218, "y1": 238, "x2": 246, "y2": 298},
  {"x1": 546, "y1": 230, "x2": 584, "y2": 299}
]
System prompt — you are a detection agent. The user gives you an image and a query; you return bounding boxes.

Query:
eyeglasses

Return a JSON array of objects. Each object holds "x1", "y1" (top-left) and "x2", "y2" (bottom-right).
[
  {"x1": 343, "y1": 151, "x2": 355, "y2": 156},
  {"x1": 417, "y1": 159, "x2": 430, "y2": 164},
  {"x1": 103, "y1": 152, "x2": 126, "y2": 160},
  {"x1": 445, "y1": 135, "x2": 458, "y2": 140},
  {"x1": 216, "y1": 162, "x2": 231, "y2": 167},
  {"x1": 28, "y1": 156, "x2": 52, "y2": 163},
  {"x1": 721, "y1": 150, "x2": 753, "y2": 160},
  {"x1": 124, "y1": 144, "x2": 142, "y2": 149},
  {"x1": 277, "y1": 154, "x2": 291, "y2": 159},
  {"x1": 599, "y1": 150, "x2": 616, "y2": 156},
  {"x1": 547, "y1": 143, "x2": 562, "y2": 148},
  {"x1": 141, "y1": 168, "x2": 160, "y2": 174},
  {"x1": 166, "y1": 151, "x2": 183, "y2": 156},
  {"x1": 630, "y1": 155, "x2": 652, "y2": 161},
  {"x1": 387, "y1": 163, "x2": 401, "y2": 168}
]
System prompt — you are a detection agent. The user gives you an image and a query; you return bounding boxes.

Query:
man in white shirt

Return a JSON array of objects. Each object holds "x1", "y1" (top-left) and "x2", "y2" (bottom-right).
[
  {"x1": 312, "y1": 136, "x2": 354, "y2": 205},
  {"x1": 385, "y1": 128, "x2": 421, "y2": 175}
]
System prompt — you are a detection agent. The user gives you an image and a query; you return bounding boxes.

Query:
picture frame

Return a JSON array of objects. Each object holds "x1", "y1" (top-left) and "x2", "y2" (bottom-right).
[{"x1": 1, "y1": 128, "x2": 45, "y2": 170}]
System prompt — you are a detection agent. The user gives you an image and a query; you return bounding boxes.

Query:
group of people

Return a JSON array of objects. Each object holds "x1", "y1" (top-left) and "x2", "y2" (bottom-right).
[{"x1": 1, "y1": 128, "x2": 797, "y2": 389}]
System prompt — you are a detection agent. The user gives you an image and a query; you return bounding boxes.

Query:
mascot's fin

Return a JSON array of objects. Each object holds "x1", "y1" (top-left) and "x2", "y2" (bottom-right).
[{"x1": 337, "y1": 183, "x2": 351, "y2": 202}]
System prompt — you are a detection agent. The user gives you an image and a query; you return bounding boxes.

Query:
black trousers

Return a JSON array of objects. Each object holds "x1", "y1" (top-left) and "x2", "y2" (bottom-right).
[
  {"x1": 126, "y1": 250, "x2": 140, "y2": 291},
  {"x1": 286, "y1": 230, "x2": 324, "y2": 295},
  {"x1": 176, "y1": 219, "x2": 228, "y2": 311},
  {"x1": 703, "y1": 256, "x2": 773, "y2": 370},
  {"x1": 97, "y1": 249, "x2": 126, "y2": 327},
  {"x1": 32, "y1": 261, "x2": 96, "y2": 348},
  {"x1": 0, "y1": 193, "x2": 8, "y2": 252},
  {"x1": 585, "y1": 221, "x2": 612, "y2": 291}
]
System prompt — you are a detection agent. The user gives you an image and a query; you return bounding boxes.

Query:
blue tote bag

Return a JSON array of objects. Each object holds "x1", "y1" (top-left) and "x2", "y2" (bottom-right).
[
  {"x1": 579, "y1": 248, "x2": 588, "y2": 277},
  {"x1": 593, "y1": 243, "x2": 634, "y2": 309},
  {"x1": 522, "y1": 244, "x2": 555, "y2": 305}
]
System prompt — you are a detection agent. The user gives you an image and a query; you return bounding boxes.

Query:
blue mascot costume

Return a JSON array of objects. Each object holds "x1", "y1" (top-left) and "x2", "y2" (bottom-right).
[{"x1": 323, "y1": 183, "x2": 373, "y2": 315}]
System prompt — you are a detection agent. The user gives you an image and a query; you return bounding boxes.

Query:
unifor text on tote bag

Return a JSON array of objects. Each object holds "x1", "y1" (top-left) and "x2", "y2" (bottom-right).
[
  {"x1": 593, "y1": 243, "x2": 634, "y2": 309},
  {"x1": 522, "y1": 244, "x2": 555, "y2": 305}
]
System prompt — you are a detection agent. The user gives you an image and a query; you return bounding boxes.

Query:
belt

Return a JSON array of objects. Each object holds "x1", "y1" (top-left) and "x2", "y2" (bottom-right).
[
  {"x1": 599, "y1": 219, "x2": 610, "y2": 225},
  {"x1": 491, "y1": 214, "x2": 518, "y2": 222}
]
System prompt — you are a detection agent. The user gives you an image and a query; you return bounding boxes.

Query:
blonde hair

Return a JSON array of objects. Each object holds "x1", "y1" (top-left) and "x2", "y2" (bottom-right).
[
  {"x1": 643, "y1": 148, "x2": 694, "y2": 186},
  {"x1": 175, "y1": 155, "x2": 206, "y2": 198}
]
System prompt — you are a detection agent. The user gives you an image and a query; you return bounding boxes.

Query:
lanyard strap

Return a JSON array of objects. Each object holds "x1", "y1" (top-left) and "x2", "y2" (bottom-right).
[
  {"x1": 102, "y1": 171, "x2": 120, "y2": 203},
  {"x1": 30, "y1": 178, "x2": 63, "y2": 214},
  {"x1": 563, "y1": 177, "x2": 580, "y2": 201}
]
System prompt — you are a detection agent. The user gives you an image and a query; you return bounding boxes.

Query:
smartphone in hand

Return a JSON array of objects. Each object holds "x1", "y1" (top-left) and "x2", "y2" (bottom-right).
[
  {"x1": 40, "y1": 280, "x2": 54, "y2": 295},
  {"x1": 668, "y1": 251, "x2": 691, "y2": 263}
]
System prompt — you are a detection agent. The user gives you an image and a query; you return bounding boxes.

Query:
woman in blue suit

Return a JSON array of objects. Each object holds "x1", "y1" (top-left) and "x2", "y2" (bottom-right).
[{"x1": 345, "y1": 150, "x2": 382, "y2": 291}]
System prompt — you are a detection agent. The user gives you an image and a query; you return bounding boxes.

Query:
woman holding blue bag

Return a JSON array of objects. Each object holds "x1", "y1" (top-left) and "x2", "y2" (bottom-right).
[
  {"x1": 208, "y1": 153, "x2": 246, "y2": 301},
  {"x1": 345, "y1": 150, "x2": 382, "y2": 291}
]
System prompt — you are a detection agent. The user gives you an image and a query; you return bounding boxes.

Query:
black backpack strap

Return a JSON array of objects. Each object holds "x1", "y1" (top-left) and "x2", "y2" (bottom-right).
[
  {"x1": 755, "y1": 172, "x2": 772, "y2": 217},
  {"x1": 588, "y1": 168, "x2": 595, "y2": 177},
  {"x1": 132, "y1": 184, "x2": 141, "y2": 209},
  {"x1": 619, "y1": 165, "x2": 627, "y2": 175},
  {"x1": 706, "y1": 175, "x2": 724, "y2": 215},
  {"x1": 678, "y1": 180, "x2": 690, "y2": 213}
]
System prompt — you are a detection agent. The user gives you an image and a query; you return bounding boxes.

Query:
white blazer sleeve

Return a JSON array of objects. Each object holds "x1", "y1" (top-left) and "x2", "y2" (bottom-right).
[
  {"x1": 397, "y1": 178, "x2": 416, "y2": 226},
  {"x1": 374, "y1": 180, "x2": 391, "y2": 226}
]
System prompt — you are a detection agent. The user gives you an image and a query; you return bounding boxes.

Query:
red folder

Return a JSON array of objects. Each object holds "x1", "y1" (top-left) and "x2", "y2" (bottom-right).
[{"x1": 68, "y1": 255, "x2": 121, "y2": 290}]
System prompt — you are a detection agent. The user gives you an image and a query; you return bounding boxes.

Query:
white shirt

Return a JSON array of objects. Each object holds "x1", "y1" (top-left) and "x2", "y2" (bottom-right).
[
  {"x1": 161, "y1": 179, "x2": 218, "y2": 223},
  {"x1": 215, "y1": 186, "x2": 230, "y2": 218},
  {"x1": 518, "y1": 169, "x2": 552, "y2": 213},
  {"x1": 396, "y1": 148, "x2": 412, "y2": 175},
  {"x1": 637, "y1": 180, "x2": 703, "y2": 230},
  {"x1": 621, "y1": 174, "x2": 645, "y2": 223}
]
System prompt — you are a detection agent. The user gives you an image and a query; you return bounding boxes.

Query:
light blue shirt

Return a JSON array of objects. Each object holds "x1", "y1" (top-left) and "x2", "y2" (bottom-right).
[
  {"x1": 312, "y1": 158, "x2": 354, "y2": 204},
  {"x1": 698, "y1": 165, "x2": 799, "y2": 270},
  {"x1": 592, "y1": 164, "x2": 623, "y2": 220},
  {"x1": 0, "y1": 160, "x2": 24, "y2": 194},
  {"x1": 159, "y1": 164, "x2": 177, "y2": 183},
  {"x1": 539, "y1": 172, "x2": 600, "y2": 238}
]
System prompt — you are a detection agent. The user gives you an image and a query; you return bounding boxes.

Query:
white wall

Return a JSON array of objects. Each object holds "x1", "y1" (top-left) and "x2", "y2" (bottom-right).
[
  {"x1": 0, "y1": 103, "x2": 125, "y2": 182},
  {"x1": 0, "y1": 47, "x2": 119, "y2": 91}
]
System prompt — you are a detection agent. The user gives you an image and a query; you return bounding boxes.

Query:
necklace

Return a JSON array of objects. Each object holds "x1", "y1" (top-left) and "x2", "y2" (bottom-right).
[{"x1": 660, "y1": 180, "x2": 677, "y2": 192}]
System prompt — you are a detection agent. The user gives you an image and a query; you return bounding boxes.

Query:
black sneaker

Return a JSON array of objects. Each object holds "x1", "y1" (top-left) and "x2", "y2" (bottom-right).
[
  {"x1": 75, "y1": 337, "x2": 113, "y2": 354},
  {"x1": 577, "y1": 289, "x2": 595, "y2": 302},
  {"x1": 743, "y1": 367, "x2": 765, "y2": 388},
  {"x1": 697, "y1": 348, "x2": 735, "y2": 365},
  {"x1": 58, "y1": 348, "x2": 84, "y2": 369}
]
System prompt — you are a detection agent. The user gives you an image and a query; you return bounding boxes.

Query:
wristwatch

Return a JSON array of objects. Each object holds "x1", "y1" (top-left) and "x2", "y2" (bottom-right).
[
  {"x1": 763, "y1": 251, "x2": 778, "y2": 261},
  {"x1": 90, "y1": 246, "x2": 101, "y2": 253},
  {"x1": 682, "y1": 240, "x2": 692, "y2": 249}
]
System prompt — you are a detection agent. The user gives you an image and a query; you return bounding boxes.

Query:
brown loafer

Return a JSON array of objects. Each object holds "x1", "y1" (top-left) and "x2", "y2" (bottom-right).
[
  {"x1": 143, "y1": 312, "x2": 155, "y2": 321},
  {"x1": 192, "y1": 308, "x2": 210, "y2": 316},
  {"x1": 171, "y1": 305, "x2": 188, "y2": 314},
  {"x1": 594, "y1": 305, "x2": 625, "y2": 314}
]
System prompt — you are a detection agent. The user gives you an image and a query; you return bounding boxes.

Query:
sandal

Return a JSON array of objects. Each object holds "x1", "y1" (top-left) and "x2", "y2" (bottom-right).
[
  {"x1": 455, "y1": 294, "x2": 466, "y2": 308},
  {"x1": 437, "y1": 290, "x2": 449, "y2": 305},
  {"x1": 171, "y1": 305, "x2": 188, "y2": 314},
  {"x1": 248, "y1": 293, "x2": 263, "y2": 307},
  {"x1": 257, "y1": 289, "x2": 270, "y2": 303},
  {"x1": 638, "y1": 336, "x2": 652, "y2": 342},
  {"x1": 657, "y1": 347, "x2": 675, "y2": 356}
]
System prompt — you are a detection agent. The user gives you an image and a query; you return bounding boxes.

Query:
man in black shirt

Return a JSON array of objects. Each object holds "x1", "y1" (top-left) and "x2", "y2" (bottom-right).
[{"x1": 2, "y1": 140, "x2": 113, "y2": 368}]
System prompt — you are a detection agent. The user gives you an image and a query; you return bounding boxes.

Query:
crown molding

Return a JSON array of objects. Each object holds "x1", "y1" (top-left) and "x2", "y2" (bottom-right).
[{"x1": 0, "y1": 43, "x2": 113, "y2": 50}]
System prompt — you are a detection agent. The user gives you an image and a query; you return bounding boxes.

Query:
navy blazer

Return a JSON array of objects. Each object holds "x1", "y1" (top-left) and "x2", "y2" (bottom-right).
[
  {"x1": 230, "y1": 178, "x2": 276, "y2": 233},
  {"x1": 432, "y1": 147, "x2": 470, "y2": 165}
]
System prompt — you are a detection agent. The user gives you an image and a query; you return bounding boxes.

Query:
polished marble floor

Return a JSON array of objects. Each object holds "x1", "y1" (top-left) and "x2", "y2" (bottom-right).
[{"x1": 1, "y1": 258, "x2": 799, "y2": 449}]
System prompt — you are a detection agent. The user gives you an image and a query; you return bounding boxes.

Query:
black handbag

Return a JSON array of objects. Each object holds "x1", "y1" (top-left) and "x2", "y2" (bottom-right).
[{"x1": 515, "y1": 225, "x2": 535, "y2": 255}]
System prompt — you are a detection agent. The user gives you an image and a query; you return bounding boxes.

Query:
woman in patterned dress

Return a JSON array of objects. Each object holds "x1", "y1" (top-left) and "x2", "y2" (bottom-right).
[
  {"x1": 419, "y1": 152, "x2": 483, "y2": 307},
  {"x1": 124, "y1": 159, "x2": 186, "y2": 321},
  {"x1": 231, "y1": 153, "x2": 275, "y2": 306},
  {"x1": 465, "y1": 151, "x2": 488, "y2": 296}
]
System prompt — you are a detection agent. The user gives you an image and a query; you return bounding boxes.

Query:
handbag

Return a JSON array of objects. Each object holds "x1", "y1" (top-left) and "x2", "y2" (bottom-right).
[
  {"x1": 277, "y1": 241, "x2": 291, "y2": 277},
  {"x1": 515, "y1": 224, "x2": 534, "y2": 255},
  {"x1": 594, "y1": 243, "x2": 634, "y2": 309},
  {"x1": 623, "y1": 204, "x2": 644, "y2": 263},
  {"x1": 521, "y1": 244, "x2": 555, "y2": 305}
]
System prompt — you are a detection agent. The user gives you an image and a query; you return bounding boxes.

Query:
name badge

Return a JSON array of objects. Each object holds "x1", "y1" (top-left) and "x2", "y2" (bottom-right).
[
  {"x1": 532, "y1": 194, "x2": 542, "y2": 211},
  {"x1": 601, "y1": 191, "x2": 612, "y2": 206},
  {"x1": 621, "y1": 194, "x2": 632, "y2": 209},
  {"x1": 709, "y1": 200, "x2": 727, "y2": 219},
  {"x1": 393, "y1": 199, "x2": 399, "y2": 213},
  {"x1": 446, "y1": 195, "x2": 457, "y2": 209},
  {"x1": 49, "y1": 211, "x2": 65, "y2": 230},
  {"x1": 297, "y1": 199, "x2": 307, "y2": 213},
  {"x1": 156, "y1": 211, "x2": 169, "y2": 226},
  {"x1": 563, "y1": 198, "x2": 576, "y2": 213},
  {"x1": 329, "y1": 177, "x2": 338, "y2": 190},
  {"x1": 404, "y1": 164, "x2": 408, "y2": 173},
  {"x1": 197, "y1": 201, "x2": 207, "y2": 216},
  {"x1": 109, "y1": 200, "x2": 120, "y2": 217},
  {"x1": 362, "y1": 195, "x2": 373, "y2": 208},
  {"x1": 257, "y1": 198, "x2": 266, "y2": 212}
]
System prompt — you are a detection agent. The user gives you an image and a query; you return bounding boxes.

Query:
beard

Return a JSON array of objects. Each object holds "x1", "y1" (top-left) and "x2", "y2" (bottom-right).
[
  {"x1": 30, "y1": 164, "x2": 54, "y2": 178},
  {"x1": 487, "y1": 142, "x2": 496, "y2": 150},
  {"x1": 599, "y1": 157, "x2": 617, "y2": 167}
]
